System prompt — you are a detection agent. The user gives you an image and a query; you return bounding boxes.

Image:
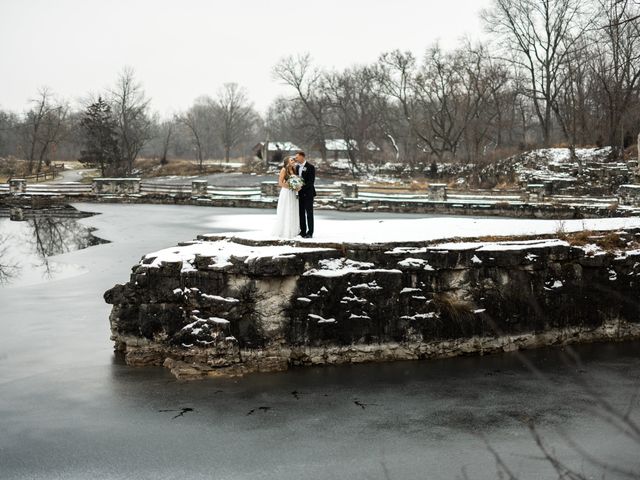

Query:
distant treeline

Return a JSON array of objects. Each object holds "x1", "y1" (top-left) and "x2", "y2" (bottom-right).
[{"x1": 0, "y1": 0, "x2": 639, "y2": 176}]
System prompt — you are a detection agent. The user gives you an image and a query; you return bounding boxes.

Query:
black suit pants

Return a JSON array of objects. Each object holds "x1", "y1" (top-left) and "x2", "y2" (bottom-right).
[{"x1": 298, "y1": 194, "x2": 314, "y2": 235}]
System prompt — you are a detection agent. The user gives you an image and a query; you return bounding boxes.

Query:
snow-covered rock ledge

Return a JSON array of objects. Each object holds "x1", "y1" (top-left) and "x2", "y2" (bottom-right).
[{"x1": 105, "y1": 230, "x2": 640, "y2": 379}]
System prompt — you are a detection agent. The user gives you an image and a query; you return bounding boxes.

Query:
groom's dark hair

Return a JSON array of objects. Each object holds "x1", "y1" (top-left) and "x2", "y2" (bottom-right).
[{"x1": 296, "y1": 151, "x2": 306, "y2": 157}]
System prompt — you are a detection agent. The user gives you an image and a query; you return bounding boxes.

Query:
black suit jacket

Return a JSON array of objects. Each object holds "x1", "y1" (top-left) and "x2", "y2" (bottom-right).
[{"x1": 298, "y1": 162, "x2": 316, "y2": 198}]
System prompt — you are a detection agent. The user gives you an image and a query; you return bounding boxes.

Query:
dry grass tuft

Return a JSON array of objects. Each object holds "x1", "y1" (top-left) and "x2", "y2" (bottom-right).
[
  {"x1": 565, "y1": 230, "x2": 594, "y2": 246},
  {"x1": 409, "y1": 180, "x2": 428, "y2": 191},
  {"x1": 565, "y1": 230, "x2": 629, "y2": 250},
  {"x1": 0, "y1": 157, "x2": 30, "y2": 177},
  {"x1": 595, "y1": 232, "x2": 628, "y2": 250},
  {"x1": 134, "y1": 158, "x2": 231, "y2": 177},
  {"x1": 432, "y1": 293, "x2": 473, "y2": 322}
]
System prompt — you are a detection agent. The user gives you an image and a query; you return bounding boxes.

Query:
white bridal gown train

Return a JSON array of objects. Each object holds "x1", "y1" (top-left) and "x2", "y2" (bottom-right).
[{"x1": 272, "y1": 187, "x2": 300, "y2": 238}]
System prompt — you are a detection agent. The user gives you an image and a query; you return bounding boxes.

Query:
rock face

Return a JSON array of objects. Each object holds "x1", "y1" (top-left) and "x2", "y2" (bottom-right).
[{"x1": 105, "y1": 232, "x2": 640, "y2": 379}]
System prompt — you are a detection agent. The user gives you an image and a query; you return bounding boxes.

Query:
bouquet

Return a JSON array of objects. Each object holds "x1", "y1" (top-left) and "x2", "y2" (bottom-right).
[{"x1": 287, "y1": 175, "x2": 304, "y2": 190}]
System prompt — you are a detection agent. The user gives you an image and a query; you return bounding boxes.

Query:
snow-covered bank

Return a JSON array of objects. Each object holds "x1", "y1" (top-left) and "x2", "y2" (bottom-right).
[{"x1": 205, "y1": 214, "x2": 640, "y2": 244}]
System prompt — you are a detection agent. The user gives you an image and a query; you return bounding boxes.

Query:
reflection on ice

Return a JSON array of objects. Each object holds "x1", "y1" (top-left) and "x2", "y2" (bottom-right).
[{"x1": 0, "y1": 211, "x2": 108, "y2": 287}]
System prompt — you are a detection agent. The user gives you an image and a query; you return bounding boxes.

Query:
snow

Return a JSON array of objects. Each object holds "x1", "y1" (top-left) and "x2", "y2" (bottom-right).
[
  {"x1": 401, "y1": 312, "x2": 438, "y2": 320},
  {"x1": 431, "y1": 239, "x2": 570, "y2": 252},
  {"x1": 544, "y1": 280, "x2": 564, "y2": 290},
  {"x1": 397, "y1": 258, "x2": 434, "y2": 270},
  {"x1": 209, "y1": 316, "x2": 230, "y2": 324},
  {"x1": 304, "y1": 258, "x2": 401, "y2": 278},
  {"x1": 348, "y1": 281, "x2": 383, "y2": 291},
  {"x1": 304, "y1": 258, "x2": 377, "y2": 277},
  {"x1": 328, "y1": 159, "x2": 352, "y2": 170},
  {"x1": 265, "y1": 141, "x2": 300, "y2": 152},
  {"x1": 308, "y1": 313, "x2": 336, "y2": 324},
  {"x1": 400, "y1": 287, "x2": 422, "y2": 294},
  {"x1": 207, "y1": 215, "x2": 640, "y2": 245},
  {"x1": 200, "y1": 293, "x2": 239, "y2": 303},
  {"x1": 580, "y1": 244, "x2": 604, "y2": 256},
  {"x1": 521, "y1": 147, "x2": 612, "y2": 164},
  {"x1": 325, "y1": 139, "x2": 356, "y2": 151},
  {"x1": 471, "y1": 255, "x2": 482, "y2": 264},
  {"x1": 340, "y1": 296, "x2": 368, "y2": 305},
  {"x1": 188, "y1": 315, "x2": 230, "y2": 326},
  {"x1": 142, "y1": 239, "x2": 332, "y2": 271},
  {"x1": 386, "y1": 247, "x2": 428, "y2": 255},
  {"x1": 96, "y1": 177, "x2": 141, "y2": 181}
]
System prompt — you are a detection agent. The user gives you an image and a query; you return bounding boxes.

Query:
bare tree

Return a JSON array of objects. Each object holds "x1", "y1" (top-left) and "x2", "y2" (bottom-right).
[
  {"x1": 375, "y1": 51, "x2": 423, "y2": 165},
  {"x1": 158, "y1": 118, "x2": 176, "y2": 165},
  {"x1": 458, "y1": 42, "x2": 513, "y2": 162},
  {"x1": 213, "y1": 83, "x2": 258, "y2": 163},
  {"x1": 323, "y1": 66, "x2": 386, "y2": 176},
  {"x1": 590, "y1": 0, "x2": 640, "y2": 155},
  {"x1": 483, "y1": 0, "x2": 592, "y2": 146},
  {"x1": 180, "y1": 97, "x2": 216, "y2": 172},
  {"x1": 23, "y1": 88, "x2": 69, "y2": 173},
  {"x1": 273, "y1": 54, "x2": 330, "y2": 160},
  {"x1": 551, "y1": 37, "x2": 596, "y2": 147},
  {"x1": 110, "y1": 67, "x2": 152, "y2": 175}
]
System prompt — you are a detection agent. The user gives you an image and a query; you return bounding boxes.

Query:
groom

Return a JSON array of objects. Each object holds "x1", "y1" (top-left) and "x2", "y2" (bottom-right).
[{"x1": 295, "y1": 151, "x2": 316, "y2": 238}]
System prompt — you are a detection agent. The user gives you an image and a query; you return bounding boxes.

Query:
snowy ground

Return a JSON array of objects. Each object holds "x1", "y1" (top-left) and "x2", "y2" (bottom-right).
[{"x1": 207, "y1": 213, "x2": 640, "y2": 244}]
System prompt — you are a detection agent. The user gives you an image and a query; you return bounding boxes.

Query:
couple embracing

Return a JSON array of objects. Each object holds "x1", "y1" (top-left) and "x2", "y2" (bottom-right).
[{"x1": 271, "y1": 151, "x2": 316, "y2": 239}]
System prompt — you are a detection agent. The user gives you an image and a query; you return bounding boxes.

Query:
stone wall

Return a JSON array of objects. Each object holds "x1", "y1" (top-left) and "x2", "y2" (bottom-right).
[
  {"x1": 618, "y1": 184, "x2": 640, "y2": 206},
  {"x1": 105, "y1": 231, "x2": 640, "y2": 379},
  {"x1": 93, "y1": 178, "x2": 141, "y2": 195},
  {"x1": 2, "y1": 190, "x2": 636, "y2": 219}
]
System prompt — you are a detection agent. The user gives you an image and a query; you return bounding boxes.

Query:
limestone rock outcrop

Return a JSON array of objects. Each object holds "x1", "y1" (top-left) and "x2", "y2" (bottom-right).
[{"x1": 105, "y1": 231, "x2": 640, "y2": 379}]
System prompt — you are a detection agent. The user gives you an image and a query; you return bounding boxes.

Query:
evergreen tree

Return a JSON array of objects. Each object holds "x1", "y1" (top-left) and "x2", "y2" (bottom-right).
[{"x1": 80, "y1": 97, "x2": 121, "y2": 176}]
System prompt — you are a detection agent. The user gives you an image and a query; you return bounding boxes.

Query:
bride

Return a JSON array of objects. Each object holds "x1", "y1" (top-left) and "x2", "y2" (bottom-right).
[{"x1": 271, "y1": 156, "x2": 301, "y2": 238}]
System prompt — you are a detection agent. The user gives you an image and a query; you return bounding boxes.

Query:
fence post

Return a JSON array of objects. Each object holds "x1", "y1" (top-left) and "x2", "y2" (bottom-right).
[
  {"x1": 340, "y1": 183, "x2": 359, "y2": 198},
  {"x1": 427, "y1": 183, "x2": 448, "y2": 201},
  {"x1": 526, "y1": 184, "x2": 545, "y2": 202},
  {"x1": 192, "y1": 180, "x2": 208, "y2": 196},
  {"x1": 9, "y1": 207, "x2": 25, "y2": 221},
  {"x1": 9, "y1": 179, "x2": 27, "y2": 194},
  {"x1": 260, "y1": 181, "x2": 279, "y2": 198},
  {"x1": 618, "y1": 185, "x2": 640, "y2": 206}
]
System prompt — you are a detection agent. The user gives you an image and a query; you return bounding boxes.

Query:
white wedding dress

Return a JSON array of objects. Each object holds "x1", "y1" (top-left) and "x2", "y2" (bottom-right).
[{"x1": 272, "y1": 185, "x2": 300, "y2": 238}]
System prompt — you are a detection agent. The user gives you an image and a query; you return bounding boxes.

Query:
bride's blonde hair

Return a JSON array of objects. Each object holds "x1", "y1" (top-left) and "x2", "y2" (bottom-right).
[{"x1": 282, "y1": 156, "x2": 296, "y2": 180}]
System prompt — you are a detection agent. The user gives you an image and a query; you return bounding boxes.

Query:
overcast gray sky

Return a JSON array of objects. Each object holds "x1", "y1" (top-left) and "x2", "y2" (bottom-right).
[{"x1": 0, "y1": 0, "x2": 492, "y2": 117}]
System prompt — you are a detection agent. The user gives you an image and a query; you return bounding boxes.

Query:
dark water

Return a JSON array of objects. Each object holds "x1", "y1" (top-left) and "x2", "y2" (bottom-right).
[
  {"x1": 0, "y1": 204, "x2": 638, "y2": 480},
  {"x1": 0, "y1": 211, "x2": 107, "y2": 287}
]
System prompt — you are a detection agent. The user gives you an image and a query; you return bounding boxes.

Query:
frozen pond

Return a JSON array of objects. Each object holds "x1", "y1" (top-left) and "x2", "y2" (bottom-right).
[
  {"x1": 0, "y1": 213, "x2": 106, "y2": 287},
  {"x1": 0, "y1": 203, "x2": 639, "y2": 479}
]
